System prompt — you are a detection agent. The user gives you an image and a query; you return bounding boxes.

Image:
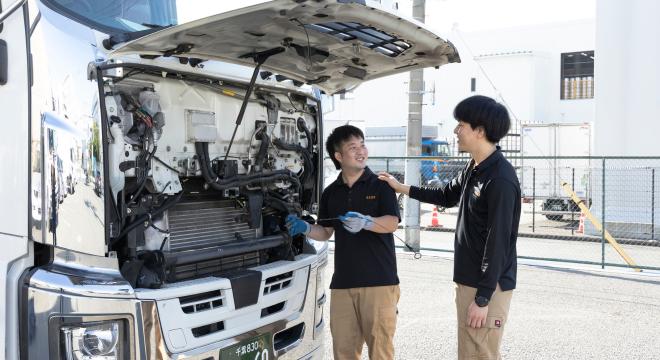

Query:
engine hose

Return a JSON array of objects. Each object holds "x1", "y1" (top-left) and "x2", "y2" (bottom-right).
[
  {"x1": 111, "y1": 191, "x2": 183, "y2": 245},
  {"x1": 272, "y1": 138, "x2": 314, "y2": 186},
  {"x1": 195, "y1": 142, "x2": 218, "y2": 183},
  {"x1": 265, "y1": 195, "x2": 301, "y2": 213},
  {"x1": 254, "y1": 126, "x2": 270, "y2": 170},
  {"x1": 195, "y1": 142, "x2": 301, "y2": 191},
  {"x1": 296, "y1": 117, "x2": 313, "y2": 153},
  {"x1": 207, "y1": 172, "x2": 300, "y2": 191}
]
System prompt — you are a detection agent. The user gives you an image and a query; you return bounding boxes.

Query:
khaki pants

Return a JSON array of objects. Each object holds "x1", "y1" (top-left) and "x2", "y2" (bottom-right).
[
  {"x1": 330, "y1": 285, "x2": 400, "y2": 360},
  {"x1": 455, "y1": 284, "x2": 513, "y2": 360}
]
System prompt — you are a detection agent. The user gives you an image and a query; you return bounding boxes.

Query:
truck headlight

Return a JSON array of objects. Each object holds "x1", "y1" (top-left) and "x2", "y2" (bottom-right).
[{"x1": 61, "y1": 320, "x2": 125, "y2": 359}]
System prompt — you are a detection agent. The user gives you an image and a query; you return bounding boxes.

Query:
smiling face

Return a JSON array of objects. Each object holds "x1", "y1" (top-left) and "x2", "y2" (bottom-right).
[
  {"x1": 454, "y1": 120, "x2": 482, "y2": 153},
  {"x1": 335, "y1": 135, "x2": 368, "y2": 171}
]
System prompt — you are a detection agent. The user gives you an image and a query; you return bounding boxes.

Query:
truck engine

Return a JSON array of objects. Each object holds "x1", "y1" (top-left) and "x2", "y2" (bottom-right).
[{"x1": 101, "y1": 64, "x2": 320, "y2": 289}]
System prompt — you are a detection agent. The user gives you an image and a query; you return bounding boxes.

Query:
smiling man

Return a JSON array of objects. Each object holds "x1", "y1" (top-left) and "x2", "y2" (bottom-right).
[
  {"x1": 286, "y1": 125, "x2": 401, "y2": 359},
  {"x1": 379, "y1": 95, "x2": 521, "y2": 360}
]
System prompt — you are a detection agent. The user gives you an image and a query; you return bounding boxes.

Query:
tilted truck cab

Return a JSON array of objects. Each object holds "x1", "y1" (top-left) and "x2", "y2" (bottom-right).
[{"x1": 0, "y1": 0, "x2": 459, "y2": 358}]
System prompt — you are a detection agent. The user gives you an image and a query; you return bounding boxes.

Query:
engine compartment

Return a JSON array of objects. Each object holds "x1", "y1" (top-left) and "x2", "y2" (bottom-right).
[{"x1": 101, "y1": 65, "x2": 320, "y2": 288}]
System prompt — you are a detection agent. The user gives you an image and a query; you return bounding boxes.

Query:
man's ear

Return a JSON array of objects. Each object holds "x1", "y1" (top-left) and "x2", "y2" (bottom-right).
[
  {"x1": 334, "y1": 151, "x2": 343, "y2": 164},
  {"x1": 476, "y1": 126, "x2": 486, "y2": 139}
]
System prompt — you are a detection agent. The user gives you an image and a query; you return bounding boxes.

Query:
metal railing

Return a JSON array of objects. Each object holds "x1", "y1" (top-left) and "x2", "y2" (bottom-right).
[{"x1": 322, "y1": 155, "x2": 660, "y2": 271}]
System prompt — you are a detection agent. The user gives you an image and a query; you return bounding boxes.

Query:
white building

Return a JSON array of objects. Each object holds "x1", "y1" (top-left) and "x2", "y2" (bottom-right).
[{"x1": 595, "y1": 0, "x2": 660, "y2": 156}]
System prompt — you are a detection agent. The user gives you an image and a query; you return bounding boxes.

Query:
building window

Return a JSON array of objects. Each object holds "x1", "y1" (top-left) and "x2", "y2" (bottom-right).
[{"x1": 561, "y1": 51, "x2": 594, "y2": 100}]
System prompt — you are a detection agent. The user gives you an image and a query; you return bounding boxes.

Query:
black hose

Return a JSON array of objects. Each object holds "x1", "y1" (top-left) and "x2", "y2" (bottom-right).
[
  {"x1": 195, "y1": 142, "x2": 218, "y2": 183},
  {"x1": 272, "y1": 138, "x2": 314, "y2": 186},
  {"x1": 296, "y1": 117, "x2": 313, "y2": 153},
  {"x1": 111, "y1": 191, "x2": 183, "y2": 245},
  {"x1": 254, "y1": 126, "x2": 270, "y2": 171},
  {"x1": 128, "y1": 144, "x2": 157, "y2": 202},
  {"x1": 195, "y1": 142, "x2": 301, "y2": 191},
  {"x1": 264, "y1": 195, "x2": 301, "y2": 213}
]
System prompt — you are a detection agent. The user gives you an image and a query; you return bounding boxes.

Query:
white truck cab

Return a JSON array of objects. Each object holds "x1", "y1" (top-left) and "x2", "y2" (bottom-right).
[{"x1": 0, "y1": 0, "x2": 459, "y2": 358}]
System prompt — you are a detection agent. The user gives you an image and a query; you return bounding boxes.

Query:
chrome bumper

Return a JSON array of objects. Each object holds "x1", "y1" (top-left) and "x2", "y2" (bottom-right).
[{"x1": 22, "y1": 246, "x2": 327, "y2": 359}]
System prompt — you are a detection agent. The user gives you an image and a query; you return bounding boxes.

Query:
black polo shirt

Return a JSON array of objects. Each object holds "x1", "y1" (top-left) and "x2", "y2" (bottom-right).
[
  {"x1": 409, "y1": 148, "x2": 520, "y2": 300},
  {"x1": 318, "y1": 167, "x2": 401, "y2": 289}
]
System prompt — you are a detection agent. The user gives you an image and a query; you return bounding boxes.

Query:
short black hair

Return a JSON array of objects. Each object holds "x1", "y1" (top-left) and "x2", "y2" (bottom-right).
[
  {"x1": 453, "y1": 95, "x2": 510, "y2": 143},
  {"x1": 325, "y1": 125, "x2": 364, "y2": 170}
]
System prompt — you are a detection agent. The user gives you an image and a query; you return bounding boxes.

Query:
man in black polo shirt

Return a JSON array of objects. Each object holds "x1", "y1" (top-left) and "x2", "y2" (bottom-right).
[
  {"x1": 286, "y1": 125, "x2": 401, "y2": 360},
  {"x1": 379, "y1": 95, "x2": 520, "y2": 360}
]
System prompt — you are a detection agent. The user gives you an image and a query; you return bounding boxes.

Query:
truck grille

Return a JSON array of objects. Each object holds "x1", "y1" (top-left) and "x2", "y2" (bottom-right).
[
  {"x1": 168, "y1": 200, "x2": 258, "y2": 252},
  {"x1": 171, "y1": 251, "x2": 261, "y2": 282}
]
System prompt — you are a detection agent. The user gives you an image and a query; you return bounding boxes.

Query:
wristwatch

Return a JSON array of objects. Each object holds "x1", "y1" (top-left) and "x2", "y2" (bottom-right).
[{"x1": 475, "y1": 295, "x2": 490, "y2": 307}]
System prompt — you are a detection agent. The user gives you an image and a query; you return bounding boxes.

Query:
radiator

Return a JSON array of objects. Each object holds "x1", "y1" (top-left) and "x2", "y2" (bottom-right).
[{"x1": 167, "y1": 200, "x2": 259, "y2": 253}]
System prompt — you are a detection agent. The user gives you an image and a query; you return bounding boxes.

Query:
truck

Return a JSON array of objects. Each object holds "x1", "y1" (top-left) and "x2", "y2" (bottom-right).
[
  {"x1": 520, "y1": 123, "x2": 592, "y2": 220},
  {"x1": 0, "y1": 1, "x2": 459, "y2": 359},
  {"x1": 365, "y1": 125, "x2": 456, "y2": 184}
]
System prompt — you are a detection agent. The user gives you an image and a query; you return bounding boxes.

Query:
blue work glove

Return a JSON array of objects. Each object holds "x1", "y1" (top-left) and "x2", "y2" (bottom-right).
[
  {"x1": 338, "y1": 211, "x2": 374, "y2": 234},
  {"x1": 286, "y1": 214, "x2": 311, "y2": 237}
]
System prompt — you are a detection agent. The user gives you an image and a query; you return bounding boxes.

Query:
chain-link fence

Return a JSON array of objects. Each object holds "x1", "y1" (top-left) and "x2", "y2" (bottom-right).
[{"x1": 323, "y1": 156, "x2": 660, "y2": 271}]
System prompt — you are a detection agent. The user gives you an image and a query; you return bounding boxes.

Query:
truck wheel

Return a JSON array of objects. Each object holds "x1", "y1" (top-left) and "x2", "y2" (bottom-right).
[{"x1": 545, "y1": 215, "x2": 563, "y2": 221}]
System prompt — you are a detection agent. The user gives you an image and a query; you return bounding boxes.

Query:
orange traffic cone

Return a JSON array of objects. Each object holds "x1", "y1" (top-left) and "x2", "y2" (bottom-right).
[
  {"x1": 577, "y1": 212, "x2": 585, "y2": 234},
  {"x1": 430, "y1": 207, "x2": 442, "y2": 228}
]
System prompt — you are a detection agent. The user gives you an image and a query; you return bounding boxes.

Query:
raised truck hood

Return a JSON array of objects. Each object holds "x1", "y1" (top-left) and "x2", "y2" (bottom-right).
[{"x1": 108, "y1": 0, "x2": 460, "y2": 94}]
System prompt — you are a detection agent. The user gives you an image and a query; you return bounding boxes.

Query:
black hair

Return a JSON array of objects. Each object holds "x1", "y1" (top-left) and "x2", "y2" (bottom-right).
[
  {"x1": 325, "y1": 125, "x2": 364, "y2": 170},
  {"x1": 453, "y1": 95, "x2": 510, "y2": 143}
]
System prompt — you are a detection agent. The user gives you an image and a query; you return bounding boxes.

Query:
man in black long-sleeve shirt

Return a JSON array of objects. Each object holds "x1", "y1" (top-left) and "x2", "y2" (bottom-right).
[{"x1": 379, "y1": 95, "x2": 520, "y2": 360}]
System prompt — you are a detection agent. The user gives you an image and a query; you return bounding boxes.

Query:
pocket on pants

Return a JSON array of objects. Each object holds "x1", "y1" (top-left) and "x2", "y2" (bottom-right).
[
  {"x1": 462, "y1": 315, "x2": 506, "y2": 358},
  {"x1": 378, "y1": 305, "x2": 398, "y2": 329}
]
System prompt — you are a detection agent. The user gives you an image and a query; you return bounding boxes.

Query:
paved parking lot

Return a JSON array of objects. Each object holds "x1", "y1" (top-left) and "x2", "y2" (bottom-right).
[{"x1": 320, "y1": 247, "x2": 660, "y2": 359}]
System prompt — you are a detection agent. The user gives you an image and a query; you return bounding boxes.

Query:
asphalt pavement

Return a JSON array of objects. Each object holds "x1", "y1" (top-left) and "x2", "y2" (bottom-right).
[{"x1": 320, "y1": 244, "x2": 660, "y2": 359}]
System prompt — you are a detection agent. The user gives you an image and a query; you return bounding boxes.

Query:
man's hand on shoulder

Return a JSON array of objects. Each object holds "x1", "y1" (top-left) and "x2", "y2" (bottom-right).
[{"x1": 377, "y1": 172, "x2": 410, "y2": 195}]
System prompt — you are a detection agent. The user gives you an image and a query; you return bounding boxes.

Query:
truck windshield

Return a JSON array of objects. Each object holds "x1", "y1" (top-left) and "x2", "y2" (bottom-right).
[
  {"x1": 422, "y1": 143, "x2": 451, "y2": 156},
  {"x1": 46, "y1": 0, "x2": 177, "y2": 33},
  {"x1": 438, "y1": 144, "x2": 451, "y2": 156}
]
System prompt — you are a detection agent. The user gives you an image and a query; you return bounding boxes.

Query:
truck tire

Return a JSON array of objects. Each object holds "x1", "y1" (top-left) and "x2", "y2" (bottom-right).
[{"x1": 545, "y1": 215, "x2": 563, "y2": 221}]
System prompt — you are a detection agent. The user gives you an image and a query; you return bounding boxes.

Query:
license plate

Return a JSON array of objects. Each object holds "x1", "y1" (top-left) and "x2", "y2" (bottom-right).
[{"x1": 220, "y1": 333, "x2": 272, "y2": 360}]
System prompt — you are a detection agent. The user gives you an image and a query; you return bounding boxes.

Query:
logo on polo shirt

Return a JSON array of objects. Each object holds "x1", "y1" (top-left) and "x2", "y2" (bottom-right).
[
  {"x1": 366, "y1": 195, "x2": 377, "y2": 200},
  {"x1": 473, "y1": 182, "x2": 483, "y2": 198}
]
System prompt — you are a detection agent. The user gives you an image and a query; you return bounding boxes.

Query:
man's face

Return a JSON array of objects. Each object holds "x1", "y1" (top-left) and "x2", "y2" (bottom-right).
[
  {"x1": 454, "y1": 120, "x2": 481, "y2": 153},
  {"x1": 335, "y1": 135, "x2": 368, "y2": 171}
]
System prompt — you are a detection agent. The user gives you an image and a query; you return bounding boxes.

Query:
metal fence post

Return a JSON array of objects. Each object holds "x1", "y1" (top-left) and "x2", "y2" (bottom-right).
[
  {"x1": 571, "y1": 167, "x2": 575, "y2": 235},
  {"x1": 532, "y1": 167, "x2": 536, "y2": 233},
  {"x1": 386, "y1": 158, "x2": 390, "y2": 173},
  {"x1": 601, "y1": 158, "x2": 606, "y2": 269},
  {"x1": 652, "y1": 168, "x2": 655, "y2": 240}
]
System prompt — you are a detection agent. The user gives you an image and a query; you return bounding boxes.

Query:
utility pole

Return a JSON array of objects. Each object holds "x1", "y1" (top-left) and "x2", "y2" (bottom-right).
[{"x1": 404, "y1": 0, "x2": 425, "y2": 252}]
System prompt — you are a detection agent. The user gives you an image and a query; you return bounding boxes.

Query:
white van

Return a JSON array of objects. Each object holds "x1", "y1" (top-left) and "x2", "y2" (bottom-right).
[{"x1": 0, "y1": 0, "x2": 459, "y2": 358}]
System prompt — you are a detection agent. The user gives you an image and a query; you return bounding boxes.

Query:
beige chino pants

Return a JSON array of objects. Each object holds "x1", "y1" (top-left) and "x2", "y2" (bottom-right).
[
  {"x1": 455, "y1": 283, "x2": 513, "y2": 360},
  {"x1": 330, "y1": 285, "x2": 400, "y2": 360}
]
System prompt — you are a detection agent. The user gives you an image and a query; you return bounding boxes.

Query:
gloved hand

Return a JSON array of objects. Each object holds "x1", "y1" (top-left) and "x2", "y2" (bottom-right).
[
  {"x1": 286, "y1": 214, "x2": 311, "y2": 237},
  {"x1": 338, "y1": 211, "x2": 374, "y2": 233}
]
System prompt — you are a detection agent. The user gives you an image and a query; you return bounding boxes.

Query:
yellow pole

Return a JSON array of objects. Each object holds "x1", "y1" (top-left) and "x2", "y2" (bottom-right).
[{"x1": 560, "y1": 182, "x2": 640, "y2": 272}]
